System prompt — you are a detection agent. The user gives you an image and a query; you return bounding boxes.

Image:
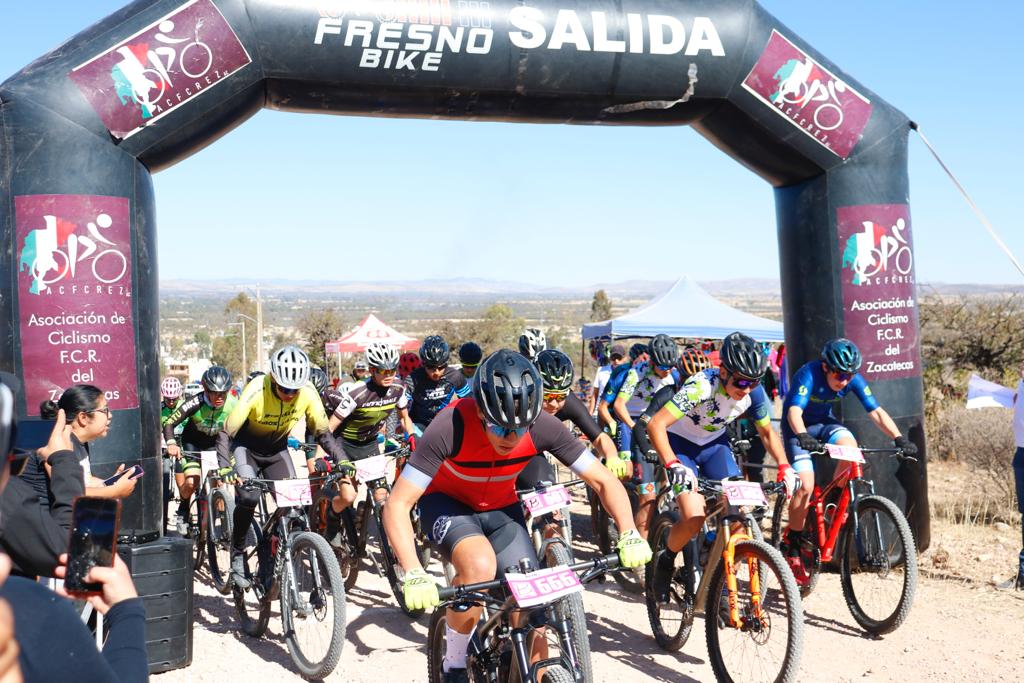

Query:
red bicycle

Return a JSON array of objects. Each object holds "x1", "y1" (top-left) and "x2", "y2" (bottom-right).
[{"x1": 770, "y1": 445, "x2": 918, "y2": 635}]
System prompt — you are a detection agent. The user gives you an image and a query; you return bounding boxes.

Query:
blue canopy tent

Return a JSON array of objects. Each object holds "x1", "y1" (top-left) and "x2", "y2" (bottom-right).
[{"x1": 582, "y1": 277, "x2": 785, "y2": 342}]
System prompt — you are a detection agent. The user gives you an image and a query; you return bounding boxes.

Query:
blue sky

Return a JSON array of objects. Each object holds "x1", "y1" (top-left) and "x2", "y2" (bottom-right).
[{"x1": 2, "y1": 1, "x2": 1020, "y2": 286}]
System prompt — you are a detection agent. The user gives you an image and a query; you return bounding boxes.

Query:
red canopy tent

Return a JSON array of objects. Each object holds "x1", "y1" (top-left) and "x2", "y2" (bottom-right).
[{"x1": 324, "y1": 314, "x2": 419, "y2": 355}]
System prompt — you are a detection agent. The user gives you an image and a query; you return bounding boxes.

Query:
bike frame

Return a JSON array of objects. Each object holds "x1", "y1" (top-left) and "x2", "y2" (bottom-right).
[{"x1": 809, "y1": 458, "x2": 876, "y2": 564}]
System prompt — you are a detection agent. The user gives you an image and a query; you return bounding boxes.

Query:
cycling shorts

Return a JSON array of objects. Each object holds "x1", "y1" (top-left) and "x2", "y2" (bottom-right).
[
  {"x1": 419, "y1": 493, "x2": 537, "y2": 577},
  {"x1": 515, "y1": 454, "x2": 557, "y2": 491},
  {"x1": 613, "y1": 419, "x2": 631, "y2": 456},
  {"x1": 668, "y1": 432, "x2": 741, "y2": 481},
  {"x1": 783, "y1": 419, "x2": 854, "y2": 473},
  {"x1": 172, "y1": 442, "x2": 203, "y2": 475},
  {"x1": 341, "y1": 439, "x2": 380, "y2": 462}
]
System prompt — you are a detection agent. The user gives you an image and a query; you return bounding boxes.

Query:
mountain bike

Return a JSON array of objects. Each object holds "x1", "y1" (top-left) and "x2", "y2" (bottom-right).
[
  {"x1": 233, "y1": 473, "x2": 347, "y2": 679},
  {"x1": 427, "y1": 554, "x2": 623, "y2": 683},
  {"x1": 646, "y1": 478, "x2": 803, "y2": 683},
  {"x1": 769, "y1": 444, "x2": 918, "y2": 635}
]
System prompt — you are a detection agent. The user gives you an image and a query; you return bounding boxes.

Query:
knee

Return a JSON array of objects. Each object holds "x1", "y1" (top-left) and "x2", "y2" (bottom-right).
[
  {"x1": 336, "y1": 482, "x2": 358, "y2": 506},
  {"x1": 457, "y1": 551, "x2": 497, "y2": 584}
]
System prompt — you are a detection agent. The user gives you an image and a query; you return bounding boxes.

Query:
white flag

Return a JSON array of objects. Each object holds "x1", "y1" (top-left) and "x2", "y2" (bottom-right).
[{"x1": 966, "y1": 374, "x2": 1014, "y2": 409}]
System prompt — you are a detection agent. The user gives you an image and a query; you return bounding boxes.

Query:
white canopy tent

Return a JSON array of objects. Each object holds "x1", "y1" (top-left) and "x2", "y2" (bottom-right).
[{"x1": 582, "y1": 276, "x2": 785, "y2": 342}]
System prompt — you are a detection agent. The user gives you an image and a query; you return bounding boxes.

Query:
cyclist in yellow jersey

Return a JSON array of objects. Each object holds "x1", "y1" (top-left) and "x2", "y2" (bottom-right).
[{"x1": 216, "y1": 345, "x2": 348, "y2": 588}]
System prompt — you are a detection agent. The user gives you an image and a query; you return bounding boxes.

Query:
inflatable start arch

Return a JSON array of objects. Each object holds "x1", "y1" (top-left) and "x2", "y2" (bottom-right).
[{"x1": 0, "y1": 0, "x2": 929, "y2": 548}]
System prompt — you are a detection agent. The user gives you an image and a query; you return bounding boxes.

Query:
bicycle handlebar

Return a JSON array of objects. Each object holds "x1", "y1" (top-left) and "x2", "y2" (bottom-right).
[
  {"x1": 436, "y1": 553, "x2": 621, "y2": 603},
  {"x1": 515, "y1": 479, "x2": 586, "y2": 496}
]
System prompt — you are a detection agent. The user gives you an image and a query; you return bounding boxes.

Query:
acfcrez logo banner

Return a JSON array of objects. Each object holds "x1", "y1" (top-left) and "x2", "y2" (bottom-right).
[
  {"x1": 69, "y1": 0, "x2": 251, "y2": 140},
  {"x1": 741, "y1": 30, "x2": 872, "y2": 159}
]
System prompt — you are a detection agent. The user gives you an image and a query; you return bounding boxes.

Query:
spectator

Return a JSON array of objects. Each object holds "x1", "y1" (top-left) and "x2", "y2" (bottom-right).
[
  {"x1": 1013, "y1": 367, "x2": 1024, "y2": 590},
  {"x1": 351, "y1": 360, "x2": 369, "y2": 383}
]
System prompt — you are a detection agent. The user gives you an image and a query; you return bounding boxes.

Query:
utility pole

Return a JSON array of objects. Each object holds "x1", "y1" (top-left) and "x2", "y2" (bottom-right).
[
  {"x1": 256, "y1": 284, "x2": 264, "y2": 372},
  {"x1": 228, "y1": 320, "x2": 246, "y2": 376}
]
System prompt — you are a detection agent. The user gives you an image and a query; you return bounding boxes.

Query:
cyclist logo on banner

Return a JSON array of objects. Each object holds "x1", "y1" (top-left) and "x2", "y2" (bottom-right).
[
  {"x1": 69, "y1": 0, "x2": 252, "y2": 139},
  {"x1": 741, "y1": 30, "x2": 873, "y2": 159},
  {"x1": 842, "y1": 218, "x2": 913, "y2": 286},
  {"x1": 18, "y1": 211, "x2": 126, "y2": 295}
]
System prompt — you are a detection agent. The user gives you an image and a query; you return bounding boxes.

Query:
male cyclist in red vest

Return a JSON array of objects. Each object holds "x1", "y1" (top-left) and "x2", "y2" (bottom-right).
[{"x1": 383, "y1": 350, "x2": 651, "y2": 683}]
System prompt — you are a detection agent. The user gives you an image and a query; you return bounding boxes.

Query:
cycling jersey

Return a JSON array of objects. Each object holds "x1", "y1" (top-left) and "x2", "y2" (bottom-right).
[
  {"x1": 663, "y1": 368, "x2": 772, "y2": 446},
  {"x1": 163, "y1": 392, "x2": 238, "y2": 450},
  {"x1": 401, "y1": 398, "x2": 596, "y2": 511},
  {"x1": 555, "y1": 392, "x2": 602, "y2": 442},
  {"x1": 404, "y1": 366, "x2": 470, "y2": 427},
  {"x1": 784, "y1": 361, "x2": 879, "y2": 425},
  {"x1": 615, "y1": 363, "x2": 680, "y2": 416},
  {"x1": 331, "y1": 379, "x2": 408, "y2": 445},
  {"x1": 600, "y1": 364, "x2": 633, "y2": 405},
  {"x1": 160, "y1": 398, "x2": 184, "y2": 441}
]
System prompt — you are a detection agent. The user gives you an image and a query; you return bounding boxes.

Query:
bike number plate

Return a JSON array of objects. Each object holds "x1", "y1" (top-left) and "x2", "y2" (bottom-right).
[
  {"x1": 722, "y1": 480, "x2": 767, "y2": 507},
  {"x1": 506, "y1": 565, "x2": 582, "y2": 608},
  {"x1": 520, "y1": 485, "x2": 572, "y2": 517},
  {"x1": 355, "y1": 455, "x2": 388, "y2": 483},
  {"x1": 274, "y1": 479, "x2": 312, "y2": 507},
  {"x1": 200, "y1": 450, "x2": 218, "y2": 478},
  {"x1": 826, "y1": 444, "x2": 865, "y2": 463}
]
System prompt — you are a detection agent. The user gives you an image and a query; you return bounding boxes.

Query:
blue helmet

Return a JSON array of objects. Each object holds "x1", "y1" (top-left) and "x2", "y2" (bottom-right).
[{"x1": 821, "y1": 338, "x2": 862, "y2": 374}]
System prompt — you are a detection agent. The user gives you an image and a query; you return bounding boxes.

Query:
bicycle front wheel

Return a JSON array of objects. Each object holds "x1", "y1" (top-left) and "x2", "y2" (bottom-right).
[
  {"x1": 232, "y1": 520, "x2": 271, "y2": 638},
  {"x1": 839, "y1": 495, "x2": 918, "y2": 635},
  {"x1": 544, "y1": 540, "x2": 593, "y2": 683},
  {"x1": 705, "y1": 539, "x2": 803, "y2": 683},
  {"x1": 598, "y1": 493, "x2": 644, "y2": 595},
  {"x1": 644, "y1": 511, "x2": 693, "y2": 652},
  {"x1": 205, "y1": 487, "x2": 234, "y2": 595},
  {"x1": 426, "y1": 605, "x2": 448, "y2": 683},
  {"x1": 280, "y1": 531, "x2": 347, "y2": 680}
]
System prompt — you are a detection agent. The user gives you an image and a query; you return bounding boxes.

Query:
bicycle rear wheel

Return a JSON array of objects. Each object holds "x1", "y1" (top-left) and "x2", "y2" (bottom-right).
[
  {"x1": 543, "y1": 540, "x2": 593, "y2": 683},
  {"x1": 206, "y1": 487, "x2": 234, "y2": 595},
  {"x1": 311, "y1": 488, "x2": 362, "y2": 592},
  {"x1": 769, "y1": 493, "x2": 821, "y2": 597},
  {"x1": 644, "y1": 511, "x2": 693, "y2": 652},
  {"x1": 705, "y1": 539, "x2": 803, "y2": 683},
  {"x1": 280, "y1": 531, "x2": 347, "y2": 680},
  {"x1": 412, "y1": 503, "x2": 433, "y2": 568},
  {"x1": 839, "y1": 495, "x2": 918, "y2": 635},
  {"x1": 232, "y1": 520, "x2": 271, "y2": 637}
]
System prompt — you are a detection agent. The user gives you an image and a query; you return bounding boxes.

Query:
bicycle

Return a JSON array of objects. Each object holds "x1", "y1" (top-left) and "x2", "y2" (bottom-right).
[
  {"x1": 646, "y1": 477, "x2": 803, "y2": 683},
  {"x1": 769, "y1": 444, "x2": 918, "y2": 635},
  {"x1": 308, "y1": 446, "x2": 432, "y2": 617},
  {"x1": 233, "y1": 473, "x2": 348, "y2": 679},
  {"x1": 427, "y1": 554, "x2": 623, "y2": 683}
]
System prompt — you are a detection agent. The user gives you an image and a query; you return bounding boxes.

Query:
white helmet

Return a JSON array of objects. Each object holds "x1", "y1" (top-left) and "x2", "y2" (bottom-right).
[
  {"x1": 518, "y1": 328, "x2": 547, "y2": 361},
  {"x1": 160, "y1": 376, "x2": 183, "y2": 399},
  {"x1": 365, "y1": 342, "x2": 400, "y2": 370},
  {"x1": 269, "y1": 345, "x2": 311, "y2": 390}
]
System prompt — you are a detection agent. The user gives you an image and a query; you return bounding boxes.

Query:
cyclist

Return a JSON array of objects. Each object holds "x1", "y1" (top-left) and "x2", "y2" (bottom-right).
[
  {"x1": 678, "y1": 345, "x2": 711, "y2": 381},
  {"x1": 351, "y1": 360, "x2": 370, "y2": 383},
  {"x1": 382, "y1": 349, "x2": 652, "y2": 682},
  {"x1": 780, "y1": 338, "x2": 917, "y2": 581},
  {"x1": 163, "y1": 366, "x2": 237, "y2": 534},
  {"x1": 457, "y1": 341, "x2": 483, "y2": 379},
  {"x1": 317, "y1": 342, "x2": 416, "y2": 543},
  {"x1": 644, "y1": 332, "x2": 793, "y2": 599},
  {"x1": 609, "y1": 334, "x2": 680, "y2": 538},
  {"x1": 216, "y1": 345, "x2": 347, "y2": 588},
  {"x1": 404, "y1": 335, "x2": 470, "y2": 432},
  {"x1": 518, "y1": 328, "x2": 547, "y2": 362},
  {"x1": 629, "y1": 342, "x2": 648, "y2": 366},
  {"x1": 587, "y1": 338, "x2": 611, "y2": 415},
  {"x1": 160, "y1": 377, "x2": 184, "y2": 428}
]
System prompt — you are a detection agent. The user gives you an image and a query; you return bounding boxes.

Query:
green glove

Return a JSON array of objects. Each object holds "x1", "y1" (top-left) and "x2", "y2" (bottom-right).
[
  {"x1": 336, "y1": 459, "x2": 356, "y2": 476},
  {"x1": 402, "y1": 568, "x2": 439, "y2": 611},
  {"x1": 616, "y1": 528, "x2": 653, "y2": 568},
  {"x1": 606, "y1": 422, "x2": 617, "y2": 438},
  {"x1": 216, "y1": 465, "x2": 238, "y2": 484},
  {"x1": 605, "y1": 454, "x2": 630, "y2": 480}
]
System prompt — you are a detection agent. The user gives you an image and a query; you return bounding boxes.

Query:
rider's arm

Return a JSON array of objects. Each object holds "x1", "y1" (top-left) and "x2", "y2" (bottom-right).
[
  {"x1": 748, "y1": 388, "x2": 788, "y2": 467},
  {"x1": 846, "y1": 375, "x2": 900, "y2": 437},
  {"x1": 162, "y1": 394, "x2": 201, "y2": 447},
  {"x1": 867, "y1": 406, "x2": 902, "y2": 440},
  {"x1": 557, "y1": 392, "x2": 616, "y2": 460},
  {"x1": 612, "y1": 368, "x2": 639, "y2": 429},
  {"x1": 786, "y1": 405, "x2": 808, "y2": 435},
  {"x1": 647, "y1": 376, "x2": 709, "y2": 468},
  {"x1": 579, "y1": 459, "x2": 638, "y2": 535},
  {"x1": 597, "y1": 399, "x2": 614, "y2": 430},
  {"x1": 397, "y1": 406, "x2": 416, "y2": 439}
]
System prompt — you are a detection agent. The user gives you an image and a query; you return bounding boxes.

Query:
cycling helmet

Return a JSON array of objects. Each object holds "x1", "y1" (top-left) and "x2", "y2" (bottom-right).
[
  {"x1": 536, "y1": 349, "x2": 574, "y2": 393},
  {"x1": 247, "y1": 370, "x2": 265, "y2": 383},
  {"x1": 419, "y1": 335, "x2": 450, "y2": 367},
  {"x1": 518, "y1": 328, "x2": 547, "y2": 361},
  {"x1": 821, "y1": 338, "x2": 863, "y2": 374},
  {"x1": 353, "y1": 360, "x2": 369, "y2": 372},
  {"x1": 474, "y1": 350, "x2": 543, "y2": 430},
  {"x1": 458, "y1": 341, "x2": 483, "y2": 367},
  {"x1": 628, "y1": 343, "x2": 648, "y2": 363},
  {"x1": 201, "y1": 366, "x2": 232, "y2": 392},
  {"x1": 269, "y1": 344, "x2": 311, "y2": 390},
  {"x1": 678, "y1": 346, "x2": 711, "y2": 378},
  {"x1": 309, "y1": 367, "x2": 330, "y2": 394},
  {"x1": 160, "y1": 377, "x2": 183, "y2": 399},
  {"x1": 720, "y1": 332, "x2": 769, "y2": 380},
  {"x1": 648, "y1": 334, "x2": 679, "y2": 368},
  {"x1": 338, "y1": 381, "x2": 357, "y2": 396},
  {"x1": 398, "y1": 352, "x2": 421, "y2": 378},
  {"x1": 365, "y1": 342, "x2": 400, "y2": 370}
]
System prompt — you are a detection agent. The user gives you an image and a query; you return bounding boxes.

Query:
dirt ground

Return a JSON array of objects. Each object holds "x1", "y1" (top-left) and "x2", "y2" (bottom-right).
[{"x1": 156, "y1": 460, "x2": 1024, "y2": 682}]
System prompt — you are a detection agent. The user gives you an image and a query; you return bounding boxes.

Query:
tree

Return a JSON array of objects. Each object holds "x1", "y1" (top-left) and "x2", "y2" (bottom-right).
[
  {"x1": 435, "y1": 304, "x2": 526, "y2": 355},
  {"x1": 591, "y1": 289, "x2": 612, "y2": 322},
  {"x1": 211, "y1": 292, "x2": 259, "y2": 378},
  {"x1": 193, "y1": 329, "x2": 212, "y2": 357},
  {"x1": 297, "y1": 309, "x2": 346, "y2": 369}
]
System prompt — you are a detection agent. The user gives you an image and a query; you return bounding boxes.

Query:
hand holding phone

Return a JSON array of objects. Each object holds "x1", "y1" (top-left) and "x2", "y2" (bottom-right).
[
  {"x1": 63, "y1": 497, "x2": 121, "y2": 597},
  {"x1": 102, "y1": 464, "x2": 143, "y2": 487}
]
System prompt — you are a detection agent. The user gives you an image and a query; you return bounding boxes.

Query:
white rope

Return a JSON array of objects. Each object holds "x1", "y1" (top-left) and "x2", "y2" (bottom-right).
[{"x1": 911, "y1": 121, "x2": 1024, "y2": 279}]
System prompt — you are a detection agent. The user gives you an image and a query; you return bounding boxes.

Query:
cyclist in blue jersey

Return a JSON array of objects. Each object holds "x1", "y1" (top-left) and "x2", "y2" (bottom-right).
[
  {"x1": 405, "y1": 336, "x2": 472, "y2": 432},
  {"x1": 781, "y1": 338, "x2": 917, "y2": 581},
  {"x1": 597, "y1": 347, "x2": 635, "y2": 461}
]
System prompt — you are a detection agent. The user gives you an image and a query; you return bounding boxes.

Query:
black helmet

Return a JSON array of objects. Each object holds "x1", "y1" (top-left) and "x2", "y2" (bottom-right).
[
  {"x1": 628, "y1": 343, "x2": 648, "y2": 363},
  {"x1": 536, "y1": 349, "x2": 574, "y2": 392},
  {"x1": 309, "y1": 367, "x2": 330, "y2": 394},
  {"x1": 459, "y1": 341, "x2": 483, "y2": 366},
  {"x1": 720, "y1": 332, "x2": 769, "y2": 380},
  {"x1": 247, "y1": 370, "x2": 265, "y2": 383},
  {"x1": 648, "y1": 334, "x2": 679, "y2": 367},
  {"x1": 201, "y1": 365, "x2": 232, "y2": 392},
  {"x1": 518, "y1": 328, "x2": 547, "y2": 361},
  {"x1": 474, "y1": 350, "x2": 543, "y2": 430},
  {"x1": 419, "y1": 335, "x2": 450, "y2": 367},
  {"x1": 821, "y1": 338, "x2": 862, "y2": 374}
]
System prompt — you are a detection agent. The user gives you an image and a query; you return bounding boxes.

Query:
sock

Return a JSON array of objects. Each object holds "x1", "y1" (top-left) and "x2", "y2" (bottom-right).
[
  {"x1": 443, "y1": 624, "x2": 471, "y2": 672},
  {"x1": 177, "y1": 499, "x2": 190, "y2": 517}
]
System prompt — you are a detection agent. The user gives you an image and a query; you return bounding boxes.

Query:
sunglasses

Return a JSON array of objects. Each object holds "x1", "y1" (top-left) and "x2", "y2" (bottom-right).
[
  {"x1": 425, "y1": 364, "x2": 448, "y2": 372},
  {"x1": 89, "y1": 406, "x2": 112, "y2": 418},
  {"x1": 276, "y1": 385, "x2": 300, "y2": 396},
  {"x1": 486, "y1": 423, "x2": 529, "y2": 439},
  {"x1": 729, "y1": 373, "x2": 760, "y2": 390},
  {"x1": 543, "y1": 390, "x2": 569, "y2": 402},
  {"x1": 656, "y1": 364, "x2": 674, "y2": 372},
  {"x1": 829, "y1": 369, "x2": 854, "y2": 381},
  {"x1": 372, "y1": 367, "x2": 397, "y2": 377}
]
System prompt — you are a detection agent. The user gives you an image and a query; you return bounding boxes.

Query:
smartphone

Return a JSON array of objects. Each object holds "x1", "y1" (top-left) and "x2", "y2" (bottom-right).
[
  {"x1": 102, "y1": 464, "x2": 143, "y2": 486},
  {"x1": 65, "y1": 497, "x2": 121, "y2": 596}
]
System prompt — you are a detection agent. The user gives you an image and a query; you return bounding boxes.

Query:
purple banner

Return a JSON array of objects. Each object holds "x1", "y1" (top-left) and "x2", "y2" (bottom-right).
[
  {"x1": 15, "y1": 195, "x2": 138, "y2": 415},
  {"x1": 741, "y1": 30, "x2": 872, "y2": 160},
  {"x1": 69, "y1": 0, "x2": 251, "y2": 140},
  {"x1": 837, "y1": 204, "x2": 919, "y2": 380}
]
